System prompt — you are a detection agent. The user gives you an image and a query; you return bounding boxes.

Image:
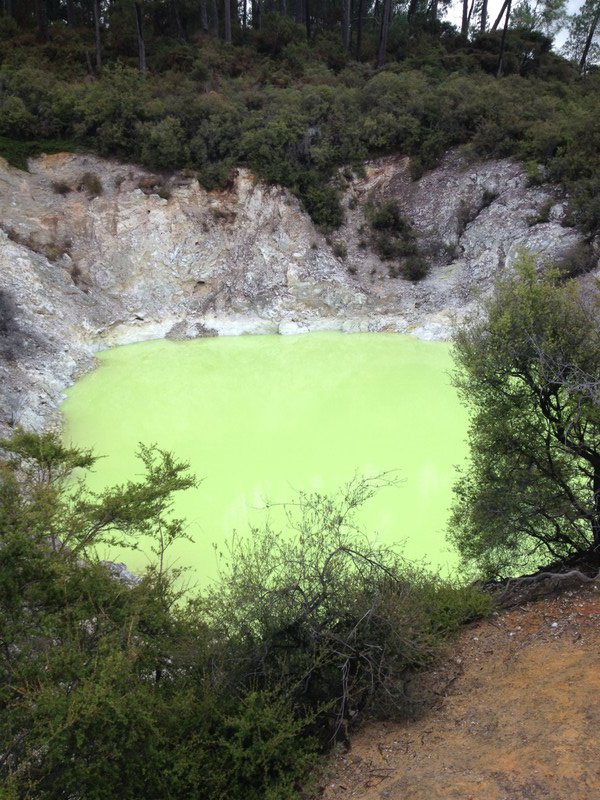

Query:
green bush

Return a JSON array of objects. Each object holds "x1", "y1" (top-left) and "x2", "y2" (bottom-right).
[
  {"x1": 0, "y1": 431, "x2": 490, "y2": 798},
  {"x1": 201, "y1": 477, "x2": 490, "y2": 740},
  {"x1": 139, "y1": 116, "x2": 189, "y2": 170},
  {"x1": 0, "y1": 432, "x2": 319, "y2": 800},
  {"x1": 0, "y1": 95, "x2": 35, "y2": 137},
  {"x1": 75, "y1": 171, "x2": 102, "y2": 197},
  {"x1": 367, "y1": 201, "x2": 428, "y2": 280},
  {"x1": 370, "y1": 200, "x2": 411, "y2": 234},
  {"x1": 0, "y1": 27, "x2": 596, "y2": 235},
  {"x1": 300, "y1": 181, "x2": 344, "y2": 230},
  {"x1": 333, "y1": 240, "x2": 348, "y2": 258},
  {"x1": 402, "y1": 255, "x2": 429, "y2": 281}
]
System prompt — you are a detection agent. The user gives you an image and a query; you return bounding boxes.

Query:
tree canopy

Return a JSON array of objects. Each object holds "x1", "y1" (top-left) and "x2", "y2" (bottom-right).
[
  {"x1": 449, "y1": 256, "x2": 600, "y2": 579},
  {"x1": 1, "y1": 0, "x2": 600, "y2": 231}
]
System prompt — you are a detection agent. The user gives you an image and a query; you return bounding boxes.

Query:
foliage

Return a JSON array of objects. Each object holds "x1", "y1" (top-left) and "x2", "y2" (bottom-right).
[
  {"x1": 563, "y1": 0, "x2": 600, "y2": 72},
  {"x1": 0, "y1": 431, "x2": 314, "y2": 800},
  {"x1": 449, "y1": 255, "x2": 600, "y2": 579},
  {"x1": 77, "y1": 171, "x2": 103, "y2": 197},
  {"x1": 0, "y1": 136, "x2": 79, "y2": 172},
  {"x1": 200, "y1": 476, "x2": 490, "y2": 743},
  {"x1": 367, "y1": 200, "x2": 429, "y2": 281},
  {"x1": 0, "y1": 9, "x2": 598, "y2": 234},
  {"x1": 0, "y1": 430, "x2": 489, "y2": 798}
]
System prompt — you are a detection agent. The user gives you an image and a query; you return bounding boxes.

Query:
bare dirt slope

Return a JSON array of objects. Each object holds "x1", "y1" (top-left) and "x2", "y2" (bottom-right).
[{"x1": 323, "y1": 585, "x2": 600, "y2": 800}]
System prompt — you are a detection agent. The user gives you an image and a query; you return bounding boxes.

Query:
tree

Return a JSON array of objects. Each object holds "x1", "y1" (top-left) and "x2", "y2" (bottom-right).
[
  {"x1": 564, "y1": 0, "x2": 600, "y2": 72},
  {"x1": 496, "y1": 0, "x2": 513, "y2": 75},
  {"x1": 93, "y1": 0, "x2": 102, "y2": 70},
  {"x1": 377, "y1": 0, "x2": 392, "y2": 67},
  {"x1": 461, "y1": 0, "x2": 469, "y2": 35},
  {"x1": 355, "y1": 0, "x2": 364, "y2": 57},
  {"x1": 134, "y1": 0, "x2": 147, "y2": 72},
  {"x1": 480, "y1": 0, "x2": 488, "y2": 31},
  {"x1": 511, "y1": 0, "x2": 567, "y2": 35},
  {"x1": 449, "y1": 256, "x2": 600, "y2": 579},
  {"x1": 224, "y1": 0, "x2": 231, "y2": 41},
  {"x1": 34, "y1": 0, "x2": 49, "y2": 40},
  {"x1": 341, "y1": 0, "x2": 350, "y2": 49}
]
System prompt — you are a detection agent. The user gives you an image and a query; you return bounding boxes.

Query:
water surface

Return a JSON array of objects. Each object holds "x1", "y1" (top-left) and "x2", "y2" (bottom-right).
[{"x1": 62, "y1": 332, "x2": 466, "y2": 581}]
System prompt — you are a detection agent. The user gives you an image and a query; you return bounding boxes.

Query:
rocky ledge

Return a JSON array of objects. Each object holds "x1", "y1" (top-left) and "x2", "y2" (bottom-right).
[{"x1": 0, "y1": 149, "x2": 594, "y2": 434}]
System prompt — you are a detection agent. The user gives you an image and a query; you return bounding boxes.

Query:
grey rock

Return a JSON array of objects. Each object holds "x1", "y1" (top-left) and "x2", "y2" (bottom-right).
[{"x1": 0, "y1": 150, "x2": 596, "y2": 435}]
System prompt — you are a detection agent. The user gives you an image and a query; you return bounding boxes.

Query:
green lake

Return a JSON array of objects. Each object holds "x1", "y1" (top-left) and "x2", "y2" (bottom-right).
[{"x1": 62, "y1": 332, "x2": 467, "y2": 582}]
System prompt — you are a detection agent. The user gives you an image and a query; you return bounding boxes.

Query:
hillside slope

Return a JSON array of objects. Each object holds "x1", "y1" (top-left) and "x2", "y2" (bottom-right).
[
  {"x1": 323, "y1": 583, "x2": 600, "y2": 799},
  {"x1": 0, "y1": 150, "x2": 589, "y2": 434}
]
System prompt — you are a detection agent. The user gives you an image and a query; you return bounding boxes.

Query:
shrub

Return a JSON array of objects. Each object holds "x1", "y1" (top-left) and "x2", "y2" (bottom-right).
[
  {"x1": 77, "y1": 171, "x2": 103, "y2": 197},
  {"x1": 0, "y1": 95, "x2": 35, "y2": 138},
  {"x1": 369, "y1": 200, "x2": 411, "y2": 235},
  {"x1": 201, "y1": 477, "x2": 490, "y2": 742},
  {"x1": 367, "y1": 201, "x2": 428, "y2": 279},
  {"x1": 4, "y1": 227, "x2": 71, "y2": 262},
  {"x1": 139, "y1": 116, "x2": 189, "y2": 171},
  {"x1": 0, "y1": 432, "x2": 490, "y2": 798},
  {"x1": 51, "y1": 179, "x2": 72, "y2": 195},
  {"x1": 300, "y1": 181, "x2": 344, "y2": 231},
  {"x1": 552, "y1": 241, "x2": 598, "y2": 278},
  {"x1": 402, "y1": 255, "x2": 429, "y2": 281},
  {"x1": 332, "y1": 240, "x2": 347, "y2": 259}
]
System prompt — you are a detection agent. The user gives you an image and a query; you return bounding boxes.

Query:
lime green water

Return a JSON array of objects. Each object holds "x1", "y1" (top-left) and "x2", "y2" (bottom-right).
[{"x1": 62, "y1": 332, "x2": 466, "y2": 581}]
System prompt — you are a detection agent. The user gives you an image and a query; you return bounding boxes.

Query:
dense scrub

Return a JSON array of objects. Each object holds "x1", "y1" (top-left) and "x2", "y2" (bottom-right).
[
  {"x1": 0, "y1": 430, "x2": 489, "y2": 799},
  {"x1": 1, "y1": 17, "x2": 600, "y2": 232}
]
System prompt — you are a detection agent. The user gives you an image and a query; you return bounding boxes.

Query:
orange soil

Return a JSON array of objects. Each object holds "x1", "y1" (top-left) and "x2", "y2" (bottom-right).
[{"x1": 322, "y1": 584, "x2": 600, "y2": 800}]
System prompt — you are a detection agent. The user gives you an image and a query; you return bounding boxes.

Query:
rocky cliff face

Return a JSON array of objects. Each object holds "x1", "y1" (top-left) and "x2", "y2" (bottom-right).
[{"x1": 0, "y1": 149, "x2": 593, "y2": 434}]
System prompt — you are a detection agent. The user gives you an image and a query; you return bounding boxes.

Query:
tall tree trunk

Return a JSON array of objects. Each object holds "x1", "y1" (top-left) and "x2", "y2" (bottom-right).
[
  {"x1": 305, "y1": 0, "x2": 311, "y2": 38},
  {"x1": 242, "y1": 0, "x2": 247, "y2": 29},
  {"x1": 200, "y1": 0, "x2": 209, "y2": 31},
  {"x1": 341, "y1": 0, "x2": 350, "y2": 49},
  {"x1": 210, "y1": 0, "x2": 219, "y2": 35},
  {"x1": 35, "y1": 0, "x2": 49, "y2": 41},
  {"x1": 407, "y1": 0, "x2": 418, "y2": 24},
  {"x1": 461, "y1": 0, "x2": 469, "y2": 35},
  {"x1": 296, "y1": 0, "x2": 304, "y2": 25},
  {"x1": 224, "y1": 0, "x2": 231, "y2": 41},
  {"x1": 279, "y1": 0, "x2": 287, "y2": 15},
  {"x1": 172, "y1": 0, "x2": 185, "y2": 40},
  {"x1": 3, "y1": 0, "x2": 13, "y2": 17},
  {"x1": 66, "y1": 0, "x2": 75, "y2": 25},
  {"x1": 251, "y1": 0, "x2": 261, "y2": 29},
  {"x1": 355, "y1": 0, "x2": 364, "y2": 58},
  {"x1": 480, "y1": 0, "x2": 488, "y2": 31},
  {"x1": 592, "y1": 463, "x2": 600, "y2": 547},
  {"x1": 496, "y1": 0, "x2": 512, "y2": 77},
  {"x1": 377, "y1": 0, "x2": 391, "y2": 67},
  {"x1": 491, "y1": 0, "x2": 509, "y2": 31},
  {"x1": 579, "y1": 5, "x2": 600, "y2": 73},
  {"x1": 134, "y1": 2, "x2": 146, "y2": 74},
  {"x1": 430, "y1": 0, "x2": 439, "y2": 24},
  {"x1": 93, "y1": 0, "x2": 102, "y2": 69},
  {"x1": 467, "y1": 0, "x2": 476, "y2": 26}
]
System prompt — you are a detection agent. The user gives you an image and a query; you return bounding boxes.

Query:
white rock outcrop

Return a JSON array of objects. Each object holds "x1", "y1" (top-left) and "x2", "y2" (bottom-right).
[{"x1": 0, "y1": 149, "x2": 592, "y2": 433}]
